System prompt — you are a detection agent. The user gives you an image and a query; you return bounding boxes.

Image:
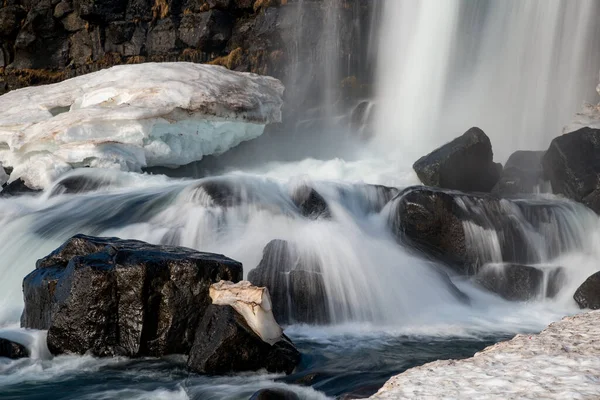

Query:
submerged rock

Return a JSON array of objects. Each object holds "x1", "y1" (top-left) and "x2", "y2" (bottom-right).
[
  {"x1": 475, "y1": 264, "x2": 565, "y2": 301},
  {"x1": 187, "y1": 304, "x2": 300, "y2": 375},
  {"x1": 543, "y1": 127, "x2": 600, "y2": 213},
  {"x1": 248, "y1": 240, "x2": 330, "y2": 324},
  {"x1": 574, "y1": 271, "x2": 600, "y2": 309},
  {"x1": 0, "y1": 338, "x2": 29, "y2": 359},
  {"x1": 21, "y1": 234, "x2": 242, "y2": 357},
  {"x1": 492, "y1": 150, "x2": 546, "y2": 196},
  {"x1": 290, "y1": 184, "x2": 330, "y2": 219},
  {"x1": 250, "y1": 388, "x2": 300, "y2": 400},
  {"x1": 1, "y1": 178, "x2": 40, "y2": 197},
  {"x1": 413, "y1": 127, "x2": 502, "y2": 192}
]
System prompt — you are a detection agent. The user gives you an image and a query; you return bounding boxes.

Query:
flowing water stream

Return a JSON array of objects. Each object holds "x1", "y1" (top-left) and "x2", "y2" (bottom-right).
[{"x1": 1, "y1": 1, "x2": 600, "y2": 399}]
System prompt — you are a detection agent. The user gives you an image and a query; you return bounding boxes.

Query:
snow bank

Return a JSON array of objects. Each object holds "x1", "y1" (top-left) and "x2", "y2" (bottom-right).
[
  {"x1": 371, "y1": 311, "x2": 600, "y2": 399},
  {"x1": 0, "y1": 62, "x2": 284, "y2": 189},
  {"x1": 564, "y1": 82, "x2": 600, "y2": 133},
  {"x1": 210, "y1": 280, "x2": 283, "y2": 345}
]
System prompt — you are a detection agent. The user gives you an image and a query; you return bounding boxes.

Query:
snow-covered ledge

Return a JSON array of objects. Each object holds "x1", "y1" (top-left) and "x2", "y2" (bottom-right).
[
  {"x1": 371, "y1": 311, "x2": 600, "y2": 399},
  {"x1": 563, "y1": 80, "x2": 600, "y2": 133},
  {"x1": 0, "y1": 62, "x2": 284, "y2": 189}
]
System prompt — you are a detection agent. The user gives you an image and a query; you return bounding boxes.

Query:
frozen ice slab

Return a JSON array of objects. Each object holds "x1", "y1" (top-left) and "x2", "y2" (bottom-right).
[{"x1": 0, "y1": 62, "x2": 284, "y2": 189}]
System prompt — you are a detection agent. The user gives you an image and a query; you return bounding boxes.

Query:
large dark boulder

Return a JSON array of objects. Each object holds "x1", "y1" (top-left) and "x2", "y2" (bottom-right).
[
  {"x1": 0, "y1": 338, "x2": 29, "y2": 359},
  {"x1": 492, "y1": 151, "x2": 545, "y2": 196},
  {"x1": 21, "y1": 234, "x2": 242, "y2": 357},
  {"x1": 475, "y1": 264, "x2": 565, "y2": 301},
  {"x1": 187, "y1": 304, "x2": 300, "y2": 375},
  {"x1": 388, "y1": 187, "x2": 566, "y2": 274},
  {"x1": 248, "y1": 240, "x2": 329, "y2": 324},
  {"x1": 574, "y1": 271, "x2": 600, "y2": 309},
  {"x1": 290, "y1": 184, "x2": 330, "y2": 219},
  {"x1": 543, "y1": 127, "x2": 600, "y2": 213},
  {"x1": 413, "y1": 127, "x2": 502, "y2": 192}
]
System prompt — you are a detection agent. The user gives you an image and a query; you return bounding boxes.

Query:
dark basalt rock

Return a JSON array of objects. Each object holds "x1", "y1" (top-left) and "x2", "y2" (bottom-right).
[
  {"x1": 21, "y1": 234, "x2": 242, "y2": 357},
  {"x1": 187, "y1": 304, "x2": 301, "y2": 375},
  {"x1": 290, "y1": 185, "x2": 330, "y2": 219},
  {"x1": 543, "y1": 127, "x2": 600, "y2": 213},
  {"x1": 413, "y1": 127, "x2": 502, "y2": 193},
  {"x1": 250, "y1": 388, "x2": 300, "y2": 400},
  {"x1": 574, "y1": 271, "x2": 600, "y2": 309},
  {"x1": 475, "y1": 264, "x2": 565, "y2": 301},
  {"x1": 388, "y1": 186, "x2": 559, "y2": 274},
  {"x1": 248, "y1": 239, "x2": 330, "y2": 324},
  {"x1": 179, "y1": 10, "x2": 233, "y2": 52},
  {"x1": 0, "y1": 338, "x2": 29, "y2": 359},
  {"x1": 0, "y1": 6, "x2": 27, "y2": 38},
  {"x1": 49, "y1": 174, "x2": 112, "y2": 196},
  {"x1": 1, "y1": 178, "x2": 41, "y2": 197},
  {"x1": 492, "y1": 150, "x2": 545, "y2": 196}
]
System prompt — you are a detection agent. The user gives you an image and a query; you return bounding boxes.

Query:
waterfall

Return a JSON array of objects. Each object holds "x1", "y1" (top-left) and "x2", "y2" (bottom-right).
[{"x1": 374, "y1": 0, "x2": 600, "y2": 163}]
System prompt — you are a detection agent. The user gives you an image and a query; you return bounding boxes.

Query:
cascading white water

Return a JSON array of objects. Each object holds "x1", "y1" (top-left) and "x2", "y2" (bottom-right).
[{"x1": 375, "y1": 0, "x2": 600, "y2": 163}]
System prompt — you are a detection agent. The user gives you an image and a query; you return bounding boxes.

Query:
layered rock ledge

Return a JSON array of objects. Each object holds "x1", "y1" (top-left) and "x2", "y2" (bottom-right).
[{"x1": 371, "y1": 311, "x2": 600, "y2": 399}]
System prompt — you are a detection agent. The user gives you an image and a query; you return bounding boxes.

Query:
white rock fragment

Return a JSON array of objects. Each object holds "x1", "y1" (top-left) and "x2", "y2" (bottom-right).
[
  {"x1": 0, "y1": 62, "x2": 284, "y2": 189},
  {"x1": 371, "y1": 311, "x2": 600, "y2": 399},
  {"x1": 209, "y1": 280, "x2": 284, "y2": 345}
]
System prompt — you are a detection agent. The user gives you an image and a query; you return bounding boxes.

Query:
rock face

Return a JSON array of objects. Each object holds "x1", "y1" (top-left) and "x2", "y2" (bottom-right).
[
  {"x1": 475, "y1": 264, "x2": 565, "y2": 301},
  {"x1": 574, "y1": 271, "x2": 600, "y2": 309},
  {"x1": 413, "y1": 127, "x2": 502, "y2": 193},
  {"x1": 290, "y1": 185, "x2": 330, "y2": 219},
  {"x1": 0, "y1": 0, "x2": 377, "y2": 140},
  {"x1": 542, "y1": 127, "x2": 600, "y2": 213},
  {"x1": 492, "y1": 151, "x2": 545, "y2": 196},
  {"x1": 248, "y1": 240, "x2": 330, "y2": 324},
  {"x1": 0, "y1": 338, "x2": 29, "y2": 359},
  {"x1": 187, "y1": 304, "x2": 301, "y2": 375},
  {"x1": 21, "y1": 234, "x2": 242, "y2": 357}
]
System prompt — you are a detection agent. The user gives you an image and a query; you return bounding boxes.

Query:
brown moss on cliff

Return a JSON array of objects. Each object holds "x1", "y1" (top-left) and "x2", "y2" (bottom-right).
[{"x1": 209, "y1": 47, "x2": 243, "y2": 70}]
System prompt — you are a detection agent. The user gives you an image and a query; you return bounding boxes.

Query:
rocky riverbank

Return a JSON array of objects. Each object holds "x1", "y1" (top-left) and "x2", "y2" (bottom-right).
[{"x1": 371, "y1": 310, "x2": 600, "y2": 399}]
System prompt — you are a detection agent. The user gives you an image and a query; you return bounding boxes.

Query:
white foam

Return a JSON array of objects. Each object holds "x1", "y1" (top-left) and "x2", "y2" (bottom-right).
[{"x1": 0, "y1": 62, "x2": 284, "y2": 189}]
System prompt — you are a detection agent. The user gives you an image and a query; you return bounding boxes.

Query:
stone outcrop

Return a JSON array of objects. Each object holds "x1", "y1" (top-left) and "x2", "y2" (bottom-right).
[
  {"x1": 574, "y1": 271, "x2": 600, "y2": 309},
  {"x1": 413, "y1": 127, "x2": 502, "y2": 193},
  {"x1": 0, "y1": 337, "x2": 29, "y2": 359},
  {"x1": 187, "y1": 281, "x2": 301, "y2": 374},
  {"x1": 542, "y1": 127, "x2": 600, "y2": 214},
  {"x1": 21, "y1": 234, "x2": 243, "y2": 357},
  {"x1": 492, "y1": 150, "x2": 545, "y2": 196},
  {"x1": 248, "y1": 239, "x2": 330, "y2": 324}
]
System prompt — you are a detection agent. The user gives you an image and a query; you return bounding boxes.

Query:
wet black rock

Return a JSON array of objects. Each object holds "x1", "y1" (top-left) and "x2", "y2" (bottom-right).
[
  {"x1": 413, "y1": 127, "x2": 502, "y2": 192},
  {"x1": 187, "y1": 304, "x2": 301, "y2": 375},
  {"x1": 388, "y1": 186, "x2": 553, "y2": 274},
  {"x1": 0, "y1": 338, "x2": 29, "y2": 359},
  {"x1": 475, "y1": 264, "x2": 564, "y2": 301},
  {"x1": 291, "y1": 184, "x2": 330, "y2": 219},
  {"x1": 543, "y1": 127, "x2": 600, "y2": 213},
  {"x1": 21, "y1": 234, "x2": 242, "y2": 357},
  {"x1": 574, "y1": 271, "x2": 600, "y2": 309},
  {"x1": 1, "y1": 178, "x2": 41, "y2": 197},
  {"x1": 492, "y1": 150, "x2": 545, "y2": 196},
  {"x1": 250, "y1": 388, "x2": 300, "y2": 400},
  {"x1": 248, "y1": 239, "x2": 330, "y2": 324},
  {"x1": 49, "y1": 174, "x2": 111, "y2": 196}
]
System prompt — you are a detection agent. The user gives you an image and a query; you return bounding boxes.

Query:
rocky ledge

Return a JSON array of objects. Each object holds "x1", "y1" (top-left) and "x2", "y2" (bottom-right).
[{"x1": 371, "y1": 310, "x2": 600, "y2": 399}]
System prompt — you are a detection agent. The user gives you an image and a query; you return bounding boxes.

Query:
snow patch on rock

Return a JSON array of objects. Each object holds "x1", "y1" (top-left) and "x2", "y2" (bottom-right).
[
  {"x1": 0, "y1": 62, "x2": 284, "y2": 189},
  {"x1": 564, "y1": 82, "x2": 600, "y2": 133},
  {"x1": 371, "y1": 311, "x2": 600, "y2": 399},
  {"x1": 210, "y1": 280, "x2": 283, "y2": 345}
]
